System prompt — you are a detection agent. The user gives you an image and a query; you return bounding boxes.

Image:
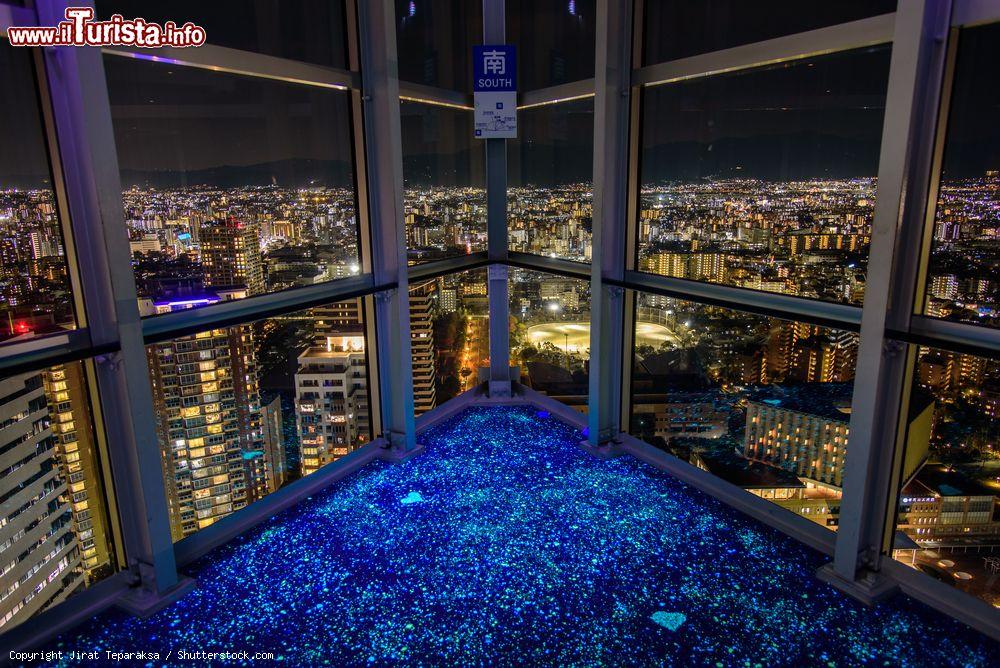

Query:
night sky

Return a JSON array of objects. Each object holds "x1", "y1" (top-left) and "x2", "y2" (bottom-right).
[
  {"x1": 0, "y1": 43, "x2": 53, "y2": 189},
  {"x1": 104, "y1": 54, "x2": 356, "y2": 189},
  {"x1": 938, "y1": 21, "x2": 1000, "y2": 180},
  {"x1": 640, "y1": 46, "x2": 893, "y2": 184},
  {"x1": 642, "y1": 0, "x2": 897, "y2": 65},
  {"x1": 401, "y1": 102, "x2": 484, "y2": 189},
  {"x1": 96, "y1": 0, "x2": 349, "y2": 68},
  {"x1": 508, "y1": 98, "x2": 594, "y2": 187},
  {"x1": 2, "y1": 6, "x2": 998, "y2": 190}
]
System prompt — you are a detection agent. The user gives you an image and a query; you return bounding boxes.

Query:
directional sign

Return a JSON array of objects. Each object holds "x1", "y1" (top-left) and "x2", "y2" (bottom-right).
[{"x1": 473, "y1": 44, "x2": 516, "y2": 139}]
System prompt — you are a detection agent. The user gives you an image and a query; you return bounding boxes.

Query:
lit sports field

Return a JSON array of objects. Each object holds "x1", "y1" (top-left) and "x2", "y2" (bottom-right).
[{"x1": 526, "y1": 321, "x2": 677, "y2": 355}]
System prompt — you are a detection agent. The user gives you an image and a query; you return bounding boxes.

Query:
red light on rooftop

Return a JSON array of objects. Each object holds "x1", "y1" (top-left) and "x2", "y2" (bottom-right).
[{"x1": 14, "y1": 321, "x2": 31, "y2": 334}]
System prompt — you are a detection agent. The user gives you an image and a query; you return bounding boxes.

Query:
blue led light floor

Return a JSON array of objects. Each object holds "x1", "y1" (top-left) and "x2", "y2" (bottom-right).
[{"x1": 43, "y1": 406, "x2": 997, "y2": 666}]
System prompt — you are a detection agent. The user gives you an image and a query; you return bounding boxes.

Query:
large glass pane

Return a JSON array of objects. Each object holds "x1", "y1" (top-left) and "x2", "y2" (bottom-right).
[
  {"x1": 395, "y1": 0, "x2": 482, "y2": 92},
  {"x1": 638, "y1": 47, "x2": 891, "y2": 305},
  {"x1": 643, "y1": 0, "x2": 897, "y2": 66},
  {"x1": 0, "y1": 358, "x2": 120, "y2": 632},
  {"x1": 105, "y1": 57, "x2": 359, "y2": 314},
  {"x1": 509, "y1": 99, "x2": 594, "y2": 262},
  {"x1": 142, "y1": 298, "x2": 373, "y2": 541},
  {"x1": 409, "y1": 269, "x2": 489, "y2": 415},
  {"x1": 401, "y1": 102, "x2": 486, "y2": 264},
  {"x1": 507, "y1": 0, "x2": 595, "y2": 91},
  {"x1": 0, "y1": 42, "x2": 77, "y2": 341},
  {"x1": 97, "y1": 0, "x2": 350, "y2": 68},
  {"x1": 923, "y1": 23, "x2": 1000, "y2": 328},
  {"x1": 509, "y1": 268, "x2": 590, "y2": 410},
  {"x1": 891, "y1": 344, "x2": 1000, "y2": 608},
  {"x1": 628, "y1": 291, "x2": 859, "y2": 528}
]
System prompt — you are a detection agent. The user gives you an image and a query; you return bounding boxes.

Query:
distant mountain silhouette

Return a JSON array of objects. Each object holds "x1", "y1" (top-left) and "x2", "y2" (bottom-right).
[
  {"x1": 401, "y1": 149, "x2": 484, "y2": 188},
  {"x1": 7, "y1": 134, "x2": 990, "y2": 192},
  {"x1": 0, "y1": 173, "x2": 53, "y2": 190},
  {"x1": 641, "y1": 131, "x2": 882, "y2": 182},
  {"x1": 118, "y1": 158, "x2": 354, "y2": 189}
]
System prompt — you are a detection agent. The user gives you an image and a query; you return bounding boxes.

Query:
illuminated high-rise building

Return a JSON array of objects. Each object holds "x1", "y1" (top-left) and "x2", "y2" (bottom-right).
[
  {"x1": 141, "y1": 298, "x2": 264, "y2": 541},
  {"x1": 929, "y1": 274, "x2": 959, "y2": 301},
  {"x1": 295, "y1": 333, "x2": 370, "y2": 476},
  {"x1": 312, "y1": 298, "x2": 364, "y2": 342},
  {"x1": 690, "y1": 253, "x2": 727, "y2": 284},
  {"x1": 0, "y1": 371, "x2": 85, "y2": 632},
  {"x1": 199, "y1": 217, "x2": 265, "y2": 296},
  {"x1": 410, "y1": 281, "x2": 437, "y2": 415},
  {"x1": 41, "y1": 361, "x2": 113, "y2": 579},
  {"x1": 789, "y1": 328, "x2": 858, "y2": 384}
]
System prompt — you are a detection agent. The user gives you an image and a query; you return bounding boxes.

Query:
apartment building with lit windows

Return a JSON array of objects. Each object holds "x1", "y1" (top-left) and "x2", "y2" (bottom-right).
[
  {"x1": 199, "y1": 217, "x2": 265, "y2": 296},
  {"x1": 745, "y1": 384, "x2": 855, "y2": 487},
  {"x1": 0, "y1": 371, "x2": 83, "y2": 631},
  {"x1": 41, "y1": 362, "x2": 112, "y2": 579},
  {"x1": 410, "y1": 281, "x2": 437, "y2": 415},
  {"x1": 142, "y1": 299, "x2": 263, "y2": 540},
  {"x1": 295, "y1": 334, "x2": 369, "y2": 476}
]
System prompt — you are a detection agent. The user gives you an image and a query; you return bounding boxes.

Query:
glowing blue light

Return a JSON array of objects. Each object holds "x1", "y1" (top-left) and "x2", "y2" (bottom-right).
[
  {"x1": 42, "y1": 406, "x2": 998, "y2": 665},
  {"x1": 153, "y1": 297, "x2": 218, "y2": 307},
  {"x1": 651, "y1": 611, "x2": 686, "y2": 631},
  {"x1": 400, "y1": 491, "x2": 424, "y2": 504}
]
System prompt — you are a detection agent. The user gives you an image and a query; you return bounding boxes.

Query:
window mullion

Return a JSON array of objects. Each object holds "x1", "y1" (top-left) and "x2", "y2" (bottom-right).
[
  {"x1": 483, "y1": 0, "x2": 512, "y2": 397},
  {"x1": 825, "y1": 0, "x2": 955, "y2": 600},
  {"x1": 357, "y1": 0, "x2": 419, "y2": 455},
  {"x1": 35, "y1": 0, "x2": 186, "y2": 611},
  {"x1": 585, "y1": 0, "x2": 633, "y2": 449}
]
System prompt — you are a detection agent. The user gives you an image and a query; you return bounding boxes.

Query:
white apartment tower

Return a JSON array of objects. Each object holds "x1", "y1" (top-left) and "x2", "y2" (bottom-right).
[
  {"x1": 295, "y1": 334, "x2": 370, "y2": 476},
  {"x1": 0, "y1": 372, "x2": 85, "y2": 631}
]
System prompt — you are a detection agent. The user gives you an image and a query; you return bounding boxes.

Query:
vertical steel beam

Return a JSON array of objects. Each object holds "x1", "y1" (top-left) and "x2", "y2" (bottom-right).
[
  {"x1": 821, "y1": 0, "x2": 954, "y2": 602},
  {"x1": 483, "y1": 0, "x2": 512, "y2": 397},
  {"x1": 585, "y1": 0, "x2": 633, "y2": 449},
  {"x1": 35, "y1": 0, "x2": 186, "y2": 611},
  {"x1": 357, "y1": 0, "x2": 419, "y2": 455},
  {"x1": 620, "y1": 0, "x2": 646, "y2": 436},
  {"x1": 345, "y1": 0, "x2": 384, "y2": 441}
]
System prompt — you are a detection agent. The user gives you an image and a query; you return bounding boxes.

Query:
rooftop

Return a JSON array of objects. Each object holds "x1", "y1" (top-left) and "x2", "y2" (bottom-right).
[
  {"x1": 904, "y1": 463, "x2": 1000, "y2": 500},
  {"x1": 747, "y1": 383, "x2": 855, "y2": 421},
  {"x1": 44, "y1": 406, "x2": 997, "y2": 665},
  {"x1": 693, "y1": 450, "x2": 805, "y2": 490}
]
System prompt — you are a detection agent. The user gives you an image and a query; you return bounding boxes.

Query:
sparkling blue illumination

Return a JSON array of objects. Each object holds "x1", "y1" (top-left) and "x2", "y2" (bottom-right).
[
  {"x1": 42, "y1": 406, "x2": 997, "y2": 665},
  {"x1": 400, "y1": 491, "x2": 425, "y2": 505},
  {"x1": 650, "y1": 611, "x2": 687, "y2": 632}
]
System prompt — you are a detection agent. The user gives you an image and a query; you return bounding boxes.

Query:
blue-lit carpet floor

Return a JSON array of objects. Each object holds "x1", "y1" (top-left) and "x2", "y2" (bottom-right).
[{"x1": 44, "y1": 406, "x2": 997, "y2": 666}]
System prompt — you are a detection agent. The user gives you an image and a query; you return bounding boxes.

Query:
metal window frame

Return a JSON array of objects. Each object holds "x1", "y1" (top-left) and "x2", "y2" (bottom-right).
[
  {"x1": 633, "y1": 13, "x2": 895, "y2": 88},
  {"x1": 822, "y1": 0, "x2": 954, "y2": 602},
  {"x1": 584, "y1": 0, "x2": 632, "y2": 449},
  {"x1": 0, "y1": 0, "x2": 418, "y2": 646},
  {"x1": 5, "y1": 0, "x2": 1000, "y2": 651},
  {"x1": 952, "y1": 0, "x2": 1000, "y2": 26},
  {"x1": 484, "y1": 0, "x2": 513, "y2": 397}
]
